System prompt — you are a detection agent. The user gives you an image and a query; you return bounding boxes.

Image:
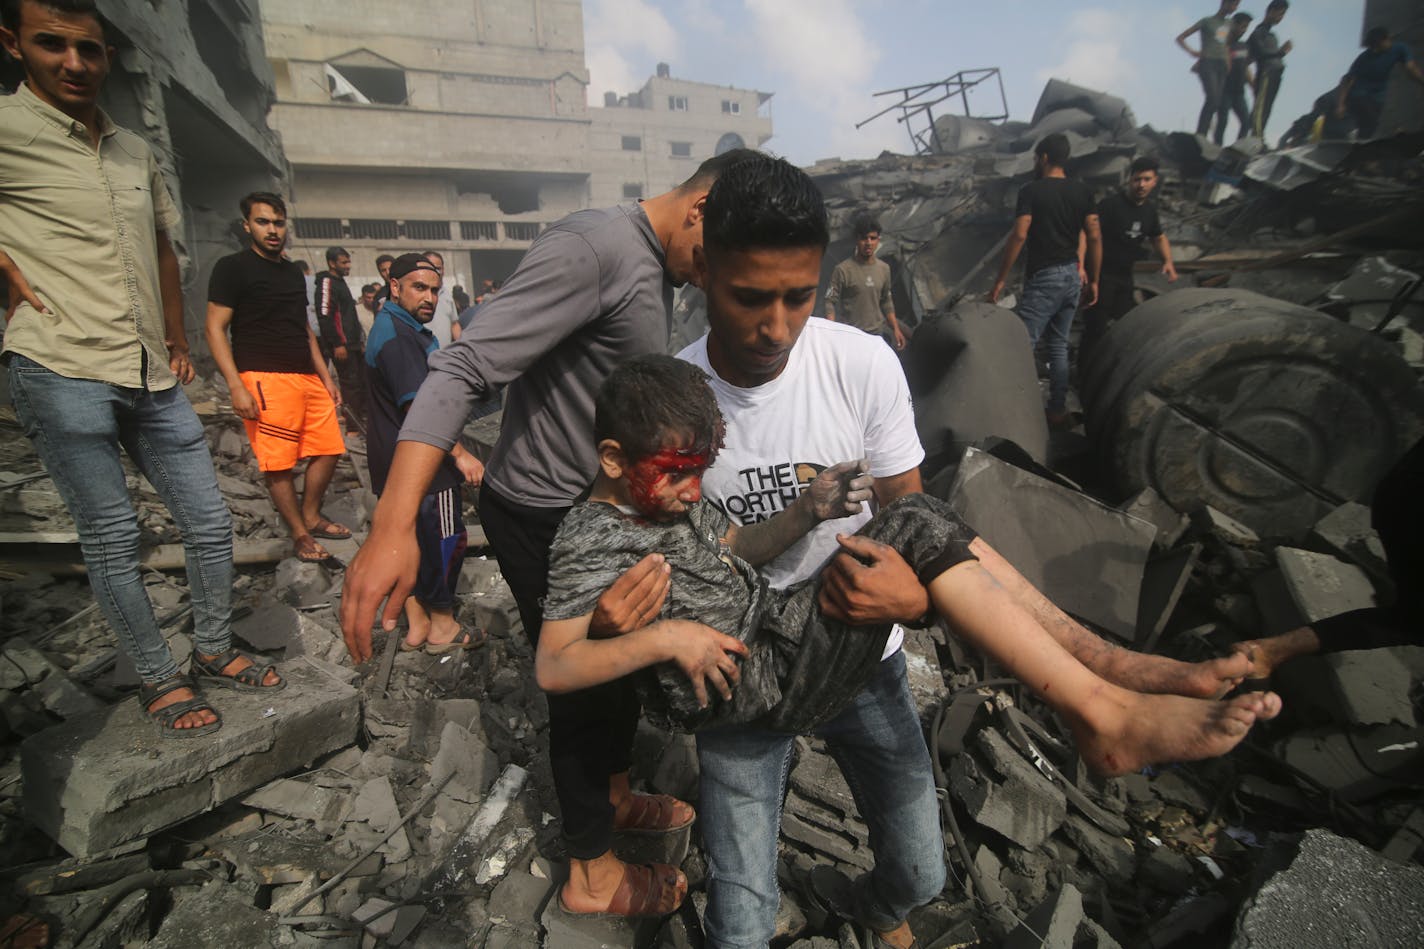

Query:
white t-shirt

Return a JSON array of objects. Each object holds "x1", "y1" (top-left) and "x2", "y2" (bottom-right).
[{"x1": 679, "y1": 317, "x2": 925, "y2": 658}]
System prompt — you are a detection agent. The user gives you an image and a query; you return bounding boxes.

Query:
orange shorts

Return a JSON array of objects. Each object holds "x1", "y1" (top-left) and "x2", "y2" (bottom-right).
[{"x1": 239, "y1": 371, "x2": 345, "y2": 471}]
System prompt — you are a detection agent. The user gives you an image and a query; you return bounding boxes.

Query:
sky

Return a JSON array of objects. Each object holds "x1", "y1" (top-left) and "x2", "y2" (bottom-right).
[{"x1": 583, "y1": 0, "x2": 1370, "y2": 166}]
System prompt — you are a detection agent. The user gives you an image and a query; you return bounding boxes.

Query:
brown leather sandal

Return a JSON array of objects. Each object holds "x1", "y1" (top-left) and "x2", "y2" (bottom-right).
[
  {"x1": 612, "y1": 793, "x2": 695, "y2": 835},
  {"x1": 557, "y1": 862, "x2": 687, "y2": 918}
]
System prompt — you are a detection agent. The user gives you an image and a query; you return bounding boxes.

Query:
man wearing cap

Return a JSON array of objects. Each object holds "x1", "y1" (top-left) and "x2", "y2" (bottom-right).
[
  {"x1": 364, "y1": 254, "x2": 484, "y2": 652},
  {"x1": 205, "y1": 191, "x2": 349, "y2": 564}
]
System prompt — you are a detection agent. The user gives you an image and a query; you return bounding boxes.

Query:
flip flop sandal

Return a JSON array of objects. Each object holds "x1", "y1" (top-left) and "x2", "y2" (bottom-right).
[
  {"x1": 555, "y1": 862, "x2": 686, "y2": 919},
  {"x1": 191, "y1": 647, "x2": 286, "y2": 692},
  {"x1": 612, "y1": 792, "x2": 695, "y2": 835},
  {"x1": 423, "y1": 627, "x2": 487, "y2": 655},
  {"x1": 399, "y1": 638, "x2": 425, "y2": 652},
  {"x1": 308, "y1": 518, "x2": 352, "y2": 540},
  {"x1": 139, "y1": 673, "x2": 221, "y2": 739}
]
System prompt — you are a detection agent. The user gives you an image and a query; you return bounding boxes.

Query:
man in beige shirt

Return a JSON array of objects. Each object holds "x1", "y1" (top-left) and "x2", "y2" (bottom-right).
[
  {"x1": 0, "y1": 0, "x2": 282, "y2": 738},
  {"x1": 823, "y1": 212, "x2": 905, "y2": 350}
]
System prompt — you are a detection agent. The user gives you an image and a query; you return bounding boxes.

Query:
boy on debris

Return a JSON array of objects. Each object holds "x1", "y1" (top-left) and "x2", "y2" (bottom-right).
[
  {"x1": 534, "y1": 353, "x2": 1283, "y2": 777},
  {"x1": 364, "y1": 254, "x2": 485, "y2": 653}
]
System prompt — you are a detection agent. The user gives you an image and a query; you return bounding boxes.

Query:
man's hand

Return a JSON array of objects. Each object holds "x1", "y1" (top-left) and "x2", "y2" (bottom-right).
[
  {"x1": 590, "y1": 553, "x2": 671, "y2": 637},
  {"x1": 333, "y1": 345, "x2": 348, "y2": 363},
  {"x1": 807, "y1": 459, "x2": 874, "y2": 521},
  {"x1": 891, "y1": 325, "x2": 906, "y2": 350},
  {"x1": 167, "y1": 342, "x2": 195, "y2": 384},
  {"x1": 1162, "y1": 261, "x2": 1179, "y2": 283},
  {"x1": 325, "y1": 380, "x2": 343, "y2": 407},
  {"x1": 231, "y1": 385, "x2": 260, "y2": 420},
  {"x1": 818, "y1": 533, "x2": 931, "y2": 625},
  {"x1": 667, "y1": 622, "x2": 748, "y2": 708},
  {"x1": 0, "y1": 250, "x2": 47, "y2": 322},
  {"x1": 454, "y1": 450, "x2": 484, "y2": 487},
  {"x1": 1281, "y1": 40, "x2": 1293, "y2": 56},
  {"x1": 339, "y1": 520, "x2": 419, "y2": 663},
  {"x1": 986, "y1": 280, "x2": 1005, "y2": 304},
  {"x1": 1082, "y1": 281, "x2": 1099, "y2": 308},
  {"x1": 1077, "y1": 263, "x2": 1089, "y2": 286}
]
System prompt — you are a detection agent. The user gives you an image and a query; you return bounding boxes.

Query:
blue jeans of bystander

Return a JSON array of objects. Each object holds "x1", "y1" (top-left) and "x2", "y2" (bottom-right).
[
  {"x1": 8, "y1": 353, "x2": 234, "y2": 683},
  {"x1": 1016, "y1": 261, "x2": 1082, "y2": 414},
  {"x1": 696, "y1": 650, "x2": 946, "y2": 948}
]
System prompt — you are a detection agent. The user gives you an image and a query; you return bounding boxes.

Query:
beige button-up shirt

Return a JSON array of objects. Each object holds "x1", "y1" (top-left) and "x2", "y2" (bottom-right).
[{"x1": 1, "y1": 83, "x2": 183, "y2": 390}]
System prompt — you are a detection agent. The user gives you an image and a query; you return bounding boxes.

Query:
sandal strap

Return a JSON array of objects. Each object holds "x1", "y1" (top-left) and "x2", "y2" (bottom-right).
[
  {"x1": 607, "y1": 862, "x2": 681, "y2": 917},
  {"x1": 192, "y1": 647, "x2": 242, "y2": 676},
  {"x1": 138, "y1": 672, "x2": 196, "y2": 705},
  {"x1": 194, "y1": 648, "x2": 274, "y2": 686},
  {"x1": 148, "y1": 694, "x2": 216, "y2": 727},
  {"x1": 616, "y1": 793, "x2": 690, "y2": 832}
]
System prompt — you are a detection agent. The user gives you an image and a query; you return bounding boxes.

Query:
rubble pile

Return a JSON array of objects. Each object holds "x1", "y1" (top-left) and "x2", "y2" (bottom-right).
[{"x1": 1, "y1": 77, "x2": 1422, "y2": 947}]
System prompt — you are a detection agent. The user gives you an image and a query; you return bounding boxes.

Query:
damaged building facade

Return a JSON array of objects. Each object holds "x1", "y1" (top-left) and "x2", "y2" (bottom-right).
[{"x1": 260, "y1": 0, "x2": 771, "y2": 297}]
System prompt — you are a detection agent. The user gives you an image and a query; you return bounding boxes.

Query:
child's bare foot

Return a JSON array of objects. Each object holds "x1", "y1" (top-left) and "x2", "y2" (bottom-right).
[
  {"x1": 1093, "y1": 649, "x2": 1253, "y2": 699},
  {"x1": 1231, "y1": 627, "x2": 1321, "y2": 680},
  {"x1": 1070, "y1": 688, "x2": 1282, "y2": 777}
]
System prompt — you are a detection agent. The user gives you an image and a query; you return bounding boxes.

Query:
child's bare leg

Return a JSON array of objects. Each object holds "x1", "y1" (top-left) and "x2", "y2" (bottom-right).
[
  {"x1": 969, "y1": 538, "x2": 1252, "y2": 697},
  {"x1": 1231, "y1": 626, "x2": 1322, "y2": 679},
  {"x1": 930, "y1": 562, "x2": 1281, "y2": 776}
]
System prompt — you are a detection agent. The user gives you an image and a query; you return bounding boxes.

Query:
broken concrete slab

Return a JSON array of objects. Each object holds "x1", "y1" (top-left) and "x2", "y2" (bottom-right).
[
  {"x1": 430, "y1": 719, "x2": 500, "y2": 796},
  {"x1": 1004, "y1": 883, "x2": 1084, "y2": 949},
  {"x1": 949, "y1": 728, "x2": 1067, "y2": 850},
  {"x1": 1134, "y1": 543, "x2": 1201, "y2": 650},
  {"x1": 1062, "y1": 816, "x2": 1135, "y2": 884},
  {"x1": 243, "y1": 776, "x2": 349, "y2": 825},
  {"x1": 1308, "y1": 501, "x2": 1390, "y2": 582},
  {"x1": 1231, "y1": 828, "x2": 1424, "y2": 948},
  {"x1": 1275, "y1": 547, "x2": 1379, "y2": 624},
  {"x1": 1323, "y1": 647, "x2": 1421, "y2": 727},
  {"x1": 942, "y1": 447, "x2": 1156, "y2": 639},
  {"x1": 273, "y1": 557, "x2": 336, "y2": 608},
  {"x1": 149, "y1": 882, "x2": 289, "y2": 949},
  {"x1": 1118, "y1": 487, "x2": 1189, "y2": 550},
  {"x1": 231, "y1": 603, "x2": 303, "y2": 652},
  {"x1": 21, "y1": 659, "x2": 360, "y2": 857}
]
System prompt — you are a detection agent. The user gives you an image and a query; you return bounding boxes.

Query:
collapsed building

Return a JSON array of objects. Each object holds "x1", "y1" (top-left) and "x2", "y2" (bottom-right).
[{"x1": 3, "y1": 5, "x2": 1424, "y2": 949}]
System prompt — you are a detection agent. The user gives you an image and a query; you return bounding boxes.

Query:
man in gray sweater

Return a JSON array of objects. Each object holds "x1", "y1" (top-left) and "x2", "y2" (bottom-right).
[{"x1": 340, "y1": 150, "x2": 754, "y2": 919}]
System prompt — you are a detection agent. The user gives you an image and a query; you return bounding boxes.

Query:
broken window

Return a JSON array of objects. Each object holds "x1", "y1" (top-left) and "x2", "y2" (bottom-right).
[
  {"x1": 326, "y1": 63, "x2": 407, "y2": 106},
  {"x1": 621, "y1": 135, "x2": 642, "y2": 152},
  {"x1": 460, "y1": 221, "x2": 499, "y2": 241},
  {"x1": 505, "y1": 222, "x2": 541, "y2": 241},
  {"x1": 623, "y1": 183, "x2": 644, "y2": 199},
  {"x1": 668, "y1": 95, "x2": 688, "y2": 112},
  {"x1": 670, "y1": 141, "x2": 692, "y2": 158},
  {"x1": 294, "y1": 218, "x2": 344, "y2": 240},
  {"x1": 402, "y1": 220, "x2": 451, "y2": 242},
  {"x1": 721, "y1": 100, "x2": 740, "y2": 115}
]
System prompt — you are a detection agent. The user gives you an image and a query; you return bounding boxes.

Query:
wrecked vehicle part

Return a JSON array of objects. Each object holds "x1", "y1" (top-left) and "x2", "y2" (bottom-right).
[{"x1": 1084, "y1": 288, "x2": 1424, "y2": 541}]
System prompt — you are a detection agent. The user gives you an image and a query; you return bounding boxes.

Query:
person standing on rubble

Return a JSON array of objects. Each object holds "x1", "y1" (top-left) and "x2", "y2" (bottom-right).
[
  {"x1": 1214, "y1": 12, "x2": 1255, "y2": 145},
  {"x1": 339, "y1": 150, "x2": 759, "y2": 921},
  {"x1": 1248, "y1": 0, "x2": 1292, "y2": 139},
  {"x1": 314, "y1": 245, "x2": 368, "y2": 431},
  {"x1": 988, "y1": 132, "x2": 1101, "y2": 430},
  {"x1": 204, "y1": 192, "x2": 351, "y2": 566},
  {"x1": 1079, "y1": 155, "x2": 1178, "y2": 370},
  {"x1": 1176, "y1": 0, "x2": 1241, "y2": 139},
  {"x1": 824, "y1": 211, "x2": 905, "y2": 350},
  {"x1": 1335, "y1": 26, "x2": 1424, "y2": 140},
  {"x1": 0, "y1": 0, "x2": 283, "y2": 738}
]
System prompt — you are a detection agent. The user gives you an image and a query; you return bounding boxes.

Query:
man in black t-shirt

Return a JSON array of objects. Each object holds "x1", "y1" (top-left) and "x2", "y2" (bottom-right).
[
  {"x1": 314, "y1": 245, "x2": 368, "y2": 430},
  {"x1": 1080, "y1": 156, "x2": 1178, "y2": 371},
  {"x1": 989, "y1": 133, "x2": 1101, "y2": 428},
  {"x1": 205, "y1": 193, "x2": 350, "y2": 564}
]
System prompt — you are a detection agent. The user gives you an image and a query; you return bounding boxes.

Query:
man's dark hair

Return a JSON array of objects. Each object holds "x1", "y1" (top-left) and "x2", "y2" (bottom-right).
[
  {"x1": 376, "y1": 254, "x2": 395, "y2": 267},
  {"x1": 452, "y1": 287, "x2": 470, "y2": 311},
  {"x1": 1130, "y1": 155, "x2": 1161, "y2": 176},
  {"x1": 596, "y1": 354, "x2": 723, "y2": 464},
  {"x1": 294, "y1": 259, "x2": 311, "y2": 274},
  {"x1": 1364, "y1": 26, "x2": 1389, "y2": 47},
  {"x1": 422, "y1": 250, "x2": 444, "y2": 265},
  {"x1": 2, "y1": 0, "x2": 105, "y2": 36},
  {"x1": 851, "y1": 211, "x2": 881, "y2": 239},
  {"x1": 1231, "y1": 11, "x2": 1253, "y2": 26},
  {"x1": 703, "y1": 152, "x2": 828, "y2": 255},
  {"x1": 325, "y1": 246, "x2": 349, "y2": 263},
  {"x1": 678, "y1": 147, "x2": 761, "y2": 192},
  {"x1": 361, "y1": 283, "x2": 378, "y2": 295},
  {"x1": 1034, "y1": 133, "x2": 1071, "y2": 167},
  {"x1": 1266, "y1": 0, "x2": 1289, "y2": 12},
  {"x1": 239, "y1": 191, "x2": 286, "y2": 220}
]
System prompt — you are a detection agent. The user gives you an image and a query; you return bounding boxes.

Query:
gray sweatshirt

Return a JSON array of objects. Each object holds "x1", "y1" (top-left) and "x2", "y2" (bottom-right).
[{"x1": 399, "y1": 204, "x2": 672, "y2": 507}]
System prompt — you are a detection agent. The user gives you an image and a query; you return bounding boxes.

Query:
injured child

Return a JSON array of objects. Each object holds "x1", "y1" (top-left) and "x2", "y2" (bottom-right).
[{"x1": 534, "y1": 354, "x2": 1281, "y2": 776}]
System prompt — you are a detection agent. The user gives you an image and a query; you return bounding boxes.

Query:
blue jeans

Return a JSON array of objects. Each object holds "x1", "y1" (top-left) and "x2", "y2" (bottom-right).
[
  {"x1": 8, "y1": 354, "x2": 234, "y2": 683},
  {"x1": 1016, "y1": 261, "x2": 1081, "y2": 414},
  {"x1": 696, "y1": 651, "x2": 945, "y2": 948}
]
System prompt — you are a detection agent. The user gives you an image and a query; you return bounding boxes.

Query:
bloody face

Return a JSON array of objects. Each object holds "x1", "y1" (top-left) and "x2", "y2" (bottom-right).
[{"x1": 625, "y1": 445, "x2": 711, "y2": 521}]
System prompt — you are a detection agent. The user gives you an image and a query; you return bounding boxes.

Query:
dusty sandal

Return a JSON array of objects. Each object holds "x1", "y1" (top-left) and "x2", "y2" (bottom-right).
[
  {"x1": 192, "y1": 648, "x2": 285, "y2": 692},
  {"x1": 139, "y1": 673, "x2": 221, "y2": 739},
  {"x1": 423, "y1": 627, "x2": 487, "y2": 655},
  {"x1": 612, "y1": 792, "x2": 695, "y2": 834},
  {"x1": 307, "y1": 517, "x2": 351, "y2": 540},
  {"x1": 557, "y1": 862, "x2": 686, "y2": 919}
]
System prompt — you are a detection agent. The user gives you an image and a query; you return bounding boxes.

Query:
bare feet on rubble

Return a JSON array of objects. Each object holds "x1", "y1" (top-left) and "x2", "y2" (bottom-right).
[
  {"x1": 1092, "y1": 648, "x2": 1254, "y2": 699},
  {"x1": 1231, "y1": 627, "x2": 1322, "y2": 680},
  {"x1": 1068, "y1": 687, "x2": 1282, "y2": 777}
]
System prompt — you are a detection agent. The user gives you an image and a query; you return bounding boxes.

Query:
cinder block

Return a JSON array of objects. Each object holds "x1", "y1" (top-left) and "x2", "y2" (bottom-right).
[
  {"x1": 539, "y1": 896, "x2": 657, "y2": 948},
  {"x1": 1004, "y1": 883, "x2": 1084, "y2": 949},
  {"x1": 1275, "y1": 547, "x2": 1377, "y2": 624},
  {"x1": 21, "y1": 659, "x2": 360, "y2": 857},
  {"x1": 949, "y1": 728, "x2": 1066, "y2": 849}
]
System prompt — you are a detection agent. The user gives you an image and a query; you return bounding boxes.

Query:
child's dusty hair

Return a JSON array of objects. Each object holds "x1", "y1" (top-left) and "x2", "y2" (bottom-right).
[{"x1": 595, "y1": 354, "x2": 724, "y2": 463}]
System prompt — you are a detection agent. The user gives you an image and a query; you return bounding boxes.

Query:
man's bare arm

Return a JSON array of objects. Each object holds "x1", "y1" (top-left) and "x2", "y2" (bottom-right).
[
  {"x1": 988, "y1": 216, "x2": 1031, "y2": 303},
  {"x1": 156, "y1": 231, "x2": 193, "y2": 384},
  {"x1": 1154, "y1": 234, "x2": 1178, "y2": 281},
  {"x1": 204, "y1": 302, "x2": 258, "y2": 419},
  {"x1": 0, "y1": 249, "x2": 48, "y2": 320}
]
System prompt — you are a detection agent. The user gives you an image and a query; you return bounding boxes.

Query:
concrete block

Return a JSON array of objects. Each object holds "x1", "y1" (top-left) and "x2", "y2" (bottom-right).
[
  {"x1": 1004, "y1": 883, "x2": 1083, "y2": 949},
  {"x1": 903, "y1": 626, "x2": 949, "y2": 722},
  {"x1": 540, "y1": 896, "x2": 657, "y2": 947},
  {"x1": 32, "y1": 671, "x2": 104, "y2": 719},
  {"x1": 274, "y1": 557, "x2": 335, "y2": 608},
  {"x1": 1193, "y1": 505, "x2": 1259, "y2": 547},
  {"x1": 1308, "y1": 501, "x2": 1389, "y2": 580},
  {"x1": 0, "y1": 637, "x2": 57, "y2": 688},
  {"x1": 1135, "y1": 544, "x2": 1200, "y2": 648},
  {"x1": 972, "y1": 845, "x2": 1013, "y2": 912},
  {"x1": 949, "y1": 728, "x2": 1066, "y2": 849},
  {"x1": 149, "y1": 883, "x2": 287, "y2": 949},
  {"x1": 1140, "y1": 844, "x2": 1197, "y2": 896},
  {"x1": 21, "y1": 659, "x2": 360, "y2": 857},
  {"x1": 488, "y1": 871, "x2": 553, "y2": 932},
  {"x1": 1232, "y1": 829, "x2": 1424, "y2": 948},
  {"x1": 1275, "y1": 547, "x2": 1377, "y2": 624},
  {"x1": 1324, "y1": 648, "x2": 1418, "y2": 727},
  {"x1": 1119, "y1": 487, "x2": 1189, "y2": 550},
  {"x1": 232, "y1": 604, "x2": 302, "y2": 651},
  {"x1": 945, "y1": 447, "x2": 1156, "y2": 639},
  {"x1": 430, "y1": 720, "x2": 499, "y2": 797},
  {"x1": 1062, "y1": 815, "x2": 1135, "y2": 883}
]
